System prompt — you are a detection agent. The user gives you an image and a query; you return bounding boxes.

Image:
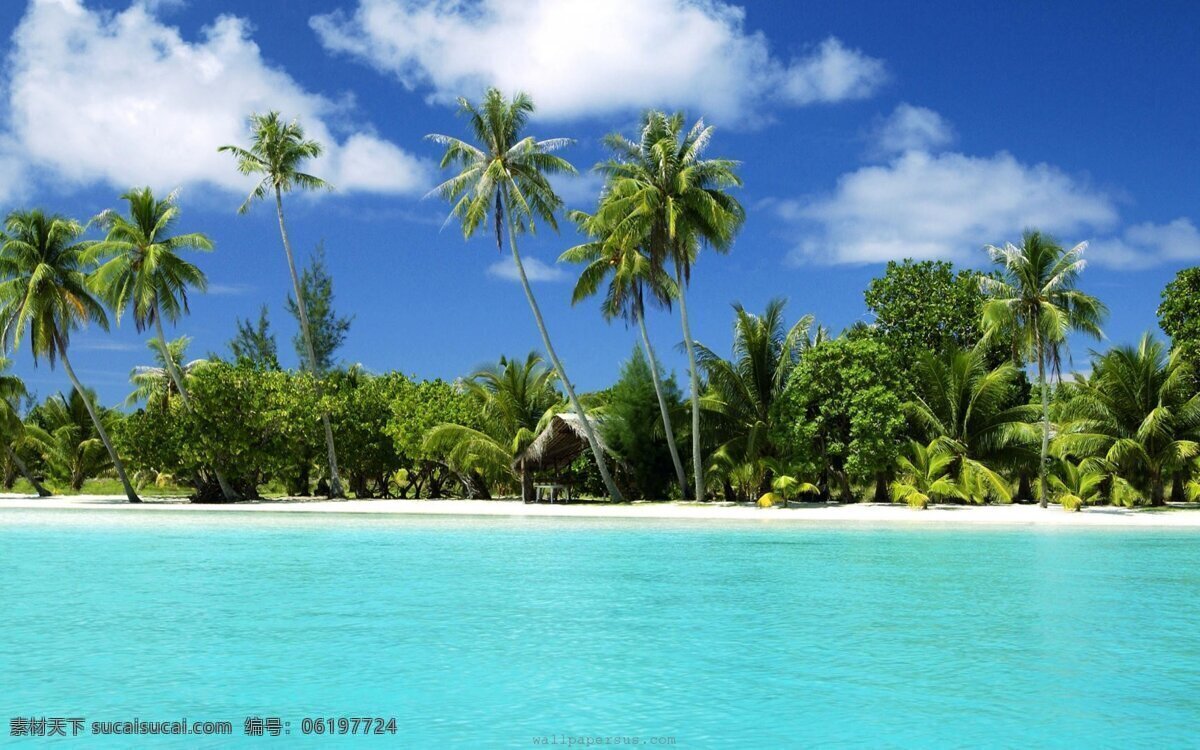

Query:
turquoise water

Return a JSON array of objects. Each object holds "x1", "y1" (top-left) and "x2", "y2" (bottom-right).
[{"x1": 3, "y1": 510, "x2": 1199, "y2": 748}]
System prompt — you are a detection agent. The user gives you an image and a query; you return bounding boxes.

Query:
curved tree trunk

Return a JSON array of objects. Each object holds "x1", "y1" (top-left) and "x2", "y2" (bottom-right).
[
  {"x1": 7, "y1": 445, "x2": 50, "y2": 497},
  {"x1": 1037, "y1": 335, "x2": 1050, "y2": 508},
  {"x1": 636, "y1": 303, "x2": 688, "y2": 498},
  {"x1": 274, "y1": 187, "x2": 345, "y2": 499},
  {"x1": 675, "y1": 261, "x2": 705, "y2": 501},
  {"x1": 499, "y1": 195, "x2": 623, "y2": 503},
  {"x1": 153, "y1": 303, "x2": 240, "y2": 502},
  {"x1": 57, "y1": 338, "x2": 140, "y2": 503}
]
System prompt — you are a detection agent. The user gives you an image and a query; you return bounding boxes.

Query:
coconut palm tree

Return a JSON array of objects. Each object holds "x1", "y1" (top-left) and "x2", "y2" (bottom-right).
[
  {"x1": 423, "y1": 352, "x2": 563, "y2": 491},
  {"x1": 0, "y1": 357, "x2": 50, "y2": 496},
  {"x1": 906, "y1": 346, "x2": 1040, "y2": 503},
  {"x1": 219, "y1": 111, "x2": 344, "y2": 498},
  {"x1": 980, "y1": 230, "x2": 1107, "y2": 506},
  {"x1": 1048, "y1": 459, "x2": 1104, "y2": 511},
  {"x1": 92, "y1": 187, "x2": 237, "y2": 500},
  {"x1": 1054, "y1": 333, "x2": 1199, "y2": 505},
  {"x1": 425, "y1": 88, "x2": 622, "y2": 502},
  {"x1": 590, "y1": 111, "x2": 744, "y2": 500},
  {"x1": 560, "y1": 211, "x2": 688, "y2": 495},
  {"x1": 695, "y1": 299, "x2": 812, "y2": 496},
  {"x1": 891, "y1": 440, "x2": 966, "y2": 510},
  {"x1": 0, "y1": 210, "x2": 139, "y2": 502},
  {"x1": 126, "y1": 336, "x2": 207, "y2": 408},
  {"x1": 27, "y1": 389, "x2": 116, "y2": 492}
]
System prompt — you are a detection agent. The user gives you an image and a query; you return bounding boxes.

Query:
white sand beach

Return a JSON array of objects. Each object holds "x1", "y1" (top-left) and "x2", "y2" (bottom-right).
[{"x1": 2, "y1": 494, "x2": 1200, "y2": 528}]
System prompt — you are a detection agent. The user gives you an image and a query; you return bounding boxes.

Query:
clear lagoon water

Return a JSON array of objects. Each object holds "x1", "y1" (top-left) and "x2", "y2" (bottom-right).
[{"x1": 3, "y1": 509, "x2": 1199, "y2": 748}]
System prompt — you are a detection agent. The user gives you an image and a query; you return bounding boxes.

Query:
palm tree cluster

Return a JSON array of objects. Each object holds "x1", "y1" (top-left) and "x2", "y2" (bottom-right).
[{"x1": 0, "y1": 89, "x2": 1192, "y2": 510}]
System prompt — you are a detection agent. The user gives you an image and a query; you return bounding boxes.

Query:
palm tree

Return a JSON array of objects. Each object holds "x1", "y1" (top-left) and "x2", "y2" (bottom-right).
[
  {"x1": 0, "y1": 210, "x2": 139, "y2": 502},
  {"x1": 560, "y1": 212, "x2": 688, "y2": 495},
  {"x1": 127, "y1": 336, "x2": 207, "y2": 408},
  {"x1": 423, "y1": 353, "x2": 563, "y2": 491},
  {"x1": 695, "y1": 299, "x2": 812, "y2": 497},
  {"x1": 590, "y1": 111, "x2": 744, "y2": 500},
  {"x1": 980, "y1": 230, "x2": 1107, "y2": 506},
  {"x1": 92, "y1": 187, "x2": 238, "y2": 501},
  {"x1": 1047, "y1": 459, "x2": 1104, "y2": 511},
  {"x1": 27, "y1": 389, "x2": 115, "y2": 492},
  {"x1": 906, "y1": 346, "x2": 1040, "y2": 503},
  {"x1": 425, "y1": 88, "x2": 622, "y2": 502},
  {"x1": 219, "y1": 111, "x2": 345, "y2": 498},
  {"x1": 0, "y1": 357, "x2": 50, "y2": 496},
  {"x1": 891, "y1": 440, "x2": 966, "y2": 509},
  {"x1": 1054, "y1": 333, "x2": 1199, "y2": 505}
]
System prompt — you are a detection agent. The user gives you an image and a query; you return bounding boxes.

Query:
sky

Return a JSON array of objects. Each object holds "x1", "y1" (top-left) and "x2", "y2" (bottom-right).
[{"x1": 0, "y1": 0, "x2": 1196, "y2": 406}]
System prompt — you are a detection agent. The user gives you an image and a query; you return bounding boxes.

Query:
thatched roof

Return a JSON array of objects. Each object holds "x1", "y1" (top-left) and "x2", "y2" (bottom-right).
[{"x1": 512, "y1": 413, "x2": 608, "y2": 473}]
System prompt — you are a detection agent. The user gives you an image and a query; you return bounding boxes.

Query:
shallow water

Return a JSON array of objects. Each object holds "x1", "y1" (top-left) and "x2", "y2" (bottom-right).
[{"x1": 3, "y1": 509, "x2": 1199, "y2": 747}]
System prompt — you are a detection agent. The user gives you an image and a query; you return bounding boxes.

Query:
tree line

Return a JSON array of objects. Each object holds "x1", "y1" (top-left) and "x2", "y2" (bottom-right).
[{"x1": 0, "y1": 89, "x2": 1195, "y2": 507}]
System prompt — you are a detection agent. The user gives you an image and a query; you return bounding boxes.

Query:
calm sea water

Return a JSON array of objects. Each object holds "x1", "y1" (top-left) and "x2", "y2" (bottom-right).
[{"x1": 2, "y1": 509, "x2": 1198, "y2": 748}]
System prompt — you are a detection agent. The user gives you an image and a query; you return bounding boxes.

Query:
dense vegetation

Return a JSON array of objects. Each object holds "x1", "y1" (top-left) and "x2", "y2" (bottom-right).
[{"x1": 0, "y1": 89, "x2": 1195, "y2": 509}]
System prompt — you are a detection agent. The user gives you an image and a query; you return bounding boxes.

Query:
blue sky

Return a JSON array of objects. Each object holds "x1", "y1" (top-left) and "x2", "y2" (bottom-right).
[{"x1": 0, "y1": 0, "x2": 1196, "y2": 406}]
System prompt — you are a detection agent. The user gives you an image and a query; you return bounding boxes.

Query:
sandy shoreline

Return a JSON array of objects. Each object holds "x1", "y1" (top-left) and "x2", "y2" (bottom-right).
[{"x1": 2, "y1": 494, "x2": 1200, "y2": 528}]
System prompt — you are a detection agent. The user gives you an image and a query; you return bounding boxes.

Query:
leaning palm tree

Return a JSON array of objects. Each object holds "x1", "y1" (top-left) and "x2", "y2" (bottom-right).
[
  {"x1": 560, "y1": 211, "x2": 687, "y2": 495},
  {"x1": 591, "y1": 111, "x2": 744, "y2": 500},
  {"x1": 425, "y1": 88, "x2": 622, "y2": 502},
  {"x1": 219, "y1": 111, "x2": 344, "y2": 498},
  {"x1": 423, "y1": 352, "x2": 563, "y2": 491},
  {"x1": 980, "y1": 230, "x2": 1107, "y2": 506},
  {"x1": 92, "y1": 187, "x2": 237, "y2": 501},
  {"x1": 0, "y1": 357, "x2": 50, "y2": 496},
  {"x1": 1054, "y1": 333, "x2": 1199, "y2": 505},
  {"x1": 0, "y1": 210, "x2": 139, "y2": 502}
]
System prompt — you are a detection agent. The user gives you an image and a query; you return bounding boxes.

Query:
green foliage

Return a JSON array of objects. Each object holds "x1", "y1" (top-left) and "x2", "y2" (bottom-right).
[
  {"x1": 891, "y1": 440, "x2": 966, "y2": 509},
  {"x1": 864, "y1": 259, "x2": 997, "y2": 362},
  {"x1": 127, "y1": 336, "x2": 206, "y2": 408},
  {"x1": 776, "y1": 336, "x2": 909, "y2": 501},
  {"x1": 229, "y1": 305, "x2": 279, "y2": 370},
  {"x1": 1159, "y1": 267, "x2": 1200, "y2": 376},
  {"x1": 285, "y1": 242, "x2": 351, "y2": 372},
  {"x1": 28, "y1": 390, "x2": 116, "y2": 490},
  {"x1": 602, "y1": 347, "x2": 684, "y2": 500}
]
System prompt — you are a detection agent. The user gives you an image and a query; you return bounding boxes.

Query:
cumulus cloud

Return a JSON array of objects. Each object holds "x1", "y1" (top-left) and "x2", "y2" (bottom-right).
[
  {"x1": 3, "y1": 0, "x2": 428, "y2": 199},
  {"x1": 1089, "y1": 218, "x2": 1200, "y2": 269},
  {"x1": 783, "y1": 150, "x2": 1118, "y2": 265},
  {"x1": 311, "y1": 0, "x2": 886, "y2": 122},
  {"x1": 872, "y1": 103, "x2": 954, "y2": 156},
  {"x1": 487, "y1": 257, "x2": 566, "y2": 283}
]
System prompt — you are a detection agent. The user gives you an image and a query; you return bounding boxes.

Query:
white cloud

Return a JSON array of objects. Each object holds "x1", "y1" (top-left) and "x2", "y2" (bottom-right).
[
  {"x1": 487, "y1": 257, "x2": 566, "y2": 283},
  {"x1": 311, "y1": 0, "x2": 886, "y2": 122},
  {"x1": 783, "y1": 150, "x2": 1118, "y2": 265},
  {"x1": 1089, "y1": 218, "x2": 1200, "y2": 269},
  {"x1": 3, "y1": 0, "x2": 428, "y2": 200},
  {"x1": 872, "y1": 103, "x2": 954, "y2": 156}
]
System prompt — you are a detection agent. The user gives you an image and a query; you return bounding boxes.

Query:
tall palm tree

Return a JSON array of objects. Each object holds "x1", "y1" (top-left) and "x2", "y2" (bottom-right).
[
  {"x1": 590, "y1": 111, "x2": 744, "y2": 500},
  {"x1": 0, "y1": 210, "x2": 139, "y2": 502},
  {"x1": 980, "y1": 230, "x2": 1107, "y2": 506},
  {"x1": 219, "y1": 111, "x2": 345, "y2": 498},
  {"x1": 423, "y1": 352, "x2": 563, "y2": 491},
  {"x1": 906, "y1": 346, "x2": 1039, "y2": 503},
  {"x1": 0, "y1": 357, "x2": 50, "y2": 496},
  {"x1": 695, "y1": 299, "x2": 812, "y2": 496},
  {"x1": 1055, "y1": 333, "x2": 1199, "y2": 505},
  {"x1": 92, "y1": 187, "x2": 238, "y2": 501},
  {"x1": 426, "y1": 88, "x2": 623, "y2": 502},
  {"x1": 560, "y1": 211, "x2": 688, "y2": 495}
]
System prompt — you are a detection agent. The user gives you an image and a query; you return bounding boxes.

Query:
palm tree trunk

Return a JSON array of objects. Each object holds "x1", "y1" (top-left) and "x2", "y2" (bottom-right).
[
  {"x1": 636, "y1": 303, "x2": 688, "y2": 498},
  {"x1": 675, "y1": 262, "x2": 705, "y2": 501},
  {"x1": 499, "y1": 195, "x2": 623, "y2": 503},
  {"x1": 7, "y1": 445, "x2": 49, "y2": 497},
  {"x1": 274, "y1": 187, "x2": 344, "y2": 499},
  {"x1": 1037, "y1": 337, "x2": 1050, "y2": 508},
  {"x1": 153, "y1": 302, "x2": 239, "y2": 502},
  {"x1": 56, "y1": 337, "x2": 140, "y2": 503}
]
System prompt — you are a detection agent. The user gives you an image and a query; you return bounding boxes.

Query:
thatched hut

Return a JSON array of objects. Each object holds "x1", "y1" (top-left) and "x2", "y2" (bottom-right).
[{"x1": 511, "y1": 413, "x2": 607, "y2": 502}]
